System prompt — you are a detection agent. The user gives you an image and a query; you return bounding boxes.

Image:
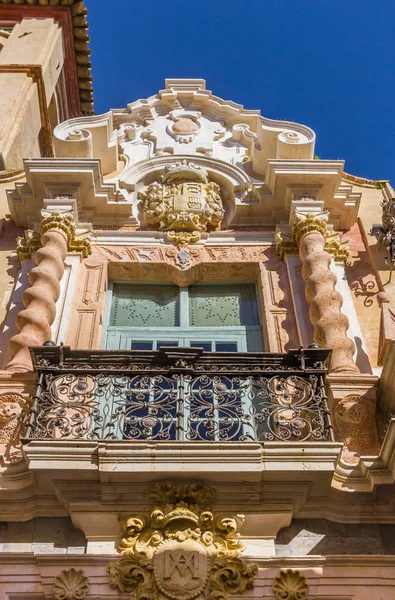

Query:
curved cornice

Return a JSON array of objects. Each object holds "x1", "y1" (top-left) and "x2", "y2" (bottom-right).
[{"x1": 118, "y1": 154, "x2": 251, "y2": 191}]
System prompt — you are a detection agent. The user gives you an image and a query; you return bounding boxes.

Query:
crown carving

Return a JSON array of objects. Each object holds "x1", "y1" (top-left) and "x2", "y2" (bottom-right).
[{"x1": 162, "y1": 160, "x2": 208, "y2": 183}]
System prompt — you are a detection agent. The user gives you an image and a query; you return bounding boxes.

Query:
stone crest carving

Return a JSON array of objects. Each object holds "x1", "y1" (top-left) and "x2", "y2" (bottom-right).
[
  {"x1": 272, "y1": 569, "x2": 309, "y2": 600},
  {"x1": 139, "y1": 161, "x2": 224, "y2": 246},
  {"x1": 108, "y1": 483, "x2": 257, "y2": 600},
  {"x1": 53, "y1": 568, "x2": 89, "y2": 600}
]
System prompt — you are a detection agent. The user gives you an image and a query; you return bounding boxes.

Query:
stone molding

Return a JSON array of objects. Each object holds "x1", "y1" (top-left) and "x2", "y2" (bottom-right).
[
  {"x1": 1, "y1": 553, "x2": 395, "y2": 600},
  {"x1": 3, "y1": 435, "x2": 395, "y2": 521}
]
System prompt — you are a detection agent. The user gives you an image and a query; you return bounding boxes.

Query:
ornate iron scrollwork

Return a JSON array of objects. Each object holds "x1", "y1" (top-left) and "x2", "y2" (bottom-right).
[{"x1": 27, "y1": 348, "x2": 332, "y2": 443}]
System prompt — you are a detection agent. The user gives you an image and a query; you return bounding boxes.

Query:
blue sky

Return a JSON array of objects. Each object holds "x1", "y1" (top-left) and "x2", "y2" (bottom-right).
[{"x1": 86, "y1": 0, "x2": 395, "y2": 183}]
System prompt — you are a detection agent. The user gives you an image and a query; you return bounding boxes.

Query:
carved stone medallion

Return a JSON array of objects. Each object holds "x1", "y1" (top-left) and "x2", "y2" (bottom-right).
[{"x1": 153, "y1": 538, "x2": 209, "y2": 600}]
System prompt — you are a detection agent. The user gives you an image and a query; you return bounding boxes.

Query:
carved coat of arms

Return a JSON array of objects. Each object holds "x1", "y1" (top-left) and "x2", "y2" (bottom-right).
[
  {"x1": 108, "y1": 483, "x2": 257, "y2": 600},
  {"x1": 139, "y1": 161, "x2": 225, "y2": 246}
]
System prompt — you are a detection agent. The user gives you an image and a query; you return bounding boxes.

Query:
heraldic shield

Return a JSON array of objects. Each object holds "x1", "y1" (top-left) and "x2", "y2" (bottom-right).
[
  {"x1": 153, "y1": 538, "x2": 209, "y2": 600},
  {"x1": 108, "y1": 483, "x2": 258, "y2": 600}
]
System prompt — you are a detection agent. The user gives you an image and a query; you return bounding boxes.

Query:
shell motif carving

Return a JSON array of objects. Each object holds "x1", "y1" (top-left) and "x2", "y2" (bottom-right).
[
  {"x1": 53, "y1": 568, "x2": 89, "y2": 600},
  {"x1": 272, "y1": 569, "x2": 309, "y2": 600}
]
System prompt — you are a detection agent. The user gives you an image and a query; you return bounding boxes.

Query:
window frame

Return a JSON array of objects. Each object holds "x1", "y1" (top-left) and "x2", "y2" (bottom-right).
[{"x1": 102, "y1": 281, "x2": 264, "y2": 352}]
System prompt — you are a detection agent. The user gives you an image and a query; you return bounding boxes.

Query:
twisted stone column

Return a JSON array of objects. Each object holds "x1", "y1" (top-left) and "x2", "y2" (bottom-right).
[
  {"x1": 293, "y1": 213, "x2": 359, "y2": 374},
  {"x1": 6, "y1": 212, "x2": 75, "y2": 372}
]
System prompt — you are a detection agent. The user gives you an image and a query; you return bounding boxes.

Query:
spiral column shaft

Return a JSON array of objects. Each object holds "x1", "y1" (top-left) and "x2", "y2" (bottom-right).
[
  {"x1": 6, "y1": 227, "x2": 68, "y2": 372},
  {"x1": 294, "y1": 215, "x2": 359, "y2": 374}
]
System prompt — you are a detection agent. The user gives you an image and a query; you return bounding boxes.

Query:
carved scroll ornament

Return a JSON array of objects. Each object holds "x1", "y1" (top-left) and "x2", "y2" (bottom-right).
[
  {"x1": 108, "y1": 483, "x2": 257, "y2": 600},
  {"x1": 139, "y1": 161, "x2": 224, "y2": 246}
]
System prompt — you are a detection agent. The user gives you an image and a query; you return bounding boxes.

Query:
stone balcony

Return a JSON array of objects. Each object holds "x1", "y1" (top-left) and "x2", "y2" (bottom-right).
[
  {"x1": 16, "y1": 346, "x2": 343, "y2": 546},
  {"x1": 23, "y1": 346, "x2": 341, "y2": 484}
]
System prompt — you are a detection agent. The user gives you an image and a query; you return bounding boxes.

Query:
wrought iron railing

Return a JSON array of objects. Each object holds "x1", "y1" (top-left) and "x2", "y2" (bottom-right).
[{"x1": 26, "y1": 346, "x2": 333, "y2": 443}]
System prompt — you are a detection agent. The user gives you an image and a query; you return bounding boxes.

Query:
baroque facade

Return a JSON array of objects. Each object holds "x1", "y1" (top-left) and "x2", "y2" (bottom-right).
[{"x1": 1, "y1": 2, "x2": 395, "y2": 599}]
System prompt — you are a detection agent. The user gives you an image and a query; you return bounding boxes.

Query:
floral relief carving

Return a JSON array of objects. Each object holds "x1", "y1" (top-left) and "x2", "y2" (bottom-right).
[
  {"x1": 53, "y1": 568, "x2": 89, "y2": 600},
  {"x1": 334, "y1": 394, "x2": 379, "y2": 462},
  {"x1": 0, "y1": 393, "x2": 29, "y2": 463},
  {"x1": 272, "y1": 569, "x2": 309, "y2": 600},
  {"x1": 108, "y1": 482, "x2": 257, "y2": 600}
]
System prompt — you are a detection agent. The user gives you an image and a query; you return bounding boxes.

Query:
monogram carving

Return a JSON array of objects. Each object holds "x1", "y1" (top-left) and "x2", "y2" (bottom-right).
[
  {"x1": 108, "y1": 483, "x2": 257, "y2": 600},
  {"x1": 139, "y1": 162, "x2": 224, "y2": 245}
]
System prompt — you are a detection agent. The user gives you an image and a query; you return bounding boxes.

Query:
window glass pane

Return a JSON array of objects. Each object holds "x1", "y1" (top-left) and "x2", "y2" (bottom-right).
[
  {"x1": 110, "y1": 284, "x2": 179, "y2": 327},
  {"x1": 189, "y1": 284, "x2": 259, "y2": 326},
  {"x1": 215, "y1": 342, "x2": 238, "y2": 352},
  {"x1": 190, "y1": 342, "x2": 212, "y2": 352},
  {"x1": 157, "y1": 341, "x2": 179, "y2": 348},
  {"x1": 131, "y1": 341, "x2": 153, "y2": 350}
]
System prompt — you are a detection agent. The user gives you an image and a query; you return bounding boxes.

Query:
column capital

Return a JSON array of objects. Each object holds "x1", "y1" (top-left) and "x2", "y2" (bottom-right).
[
  {"x1": 292, "y1": 211, "x2": 329, "y2": 245},
  {"x1": 39, "y1": 209, "x2": 92, "y2": 258}
]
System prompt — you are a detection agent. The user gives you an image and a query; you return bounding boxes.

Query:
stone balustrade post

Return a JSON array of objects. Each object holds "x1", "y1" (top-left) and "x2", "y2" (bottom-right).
[
  {"x1": 293, "y1": 212, "x2": 359, "y2": 374},
  {"x1": 5, "y1": 211, "x2": 90, "y2": 373}
]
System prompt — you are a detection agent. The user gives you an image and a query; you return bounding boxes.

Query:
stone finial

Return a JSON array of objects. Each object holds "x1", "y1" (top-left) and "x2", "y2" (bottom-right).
[
  {"x1": 272, "y1": 569, "x2": 309, "y2": 600},
  {"x1": 53, "y1": 568, "x2": 89, "y2": 600}
]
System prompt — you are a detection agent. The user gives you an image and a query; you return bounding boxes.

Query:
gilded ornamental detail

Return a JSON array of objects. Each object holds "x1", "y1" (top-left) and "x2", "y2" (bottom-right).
[
  {"x1": 139, "y1": 161, "x2": 224, "y2": 246},
  {"x1": 108, "y1": 483, "x2": 257, "y2": 600}
]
